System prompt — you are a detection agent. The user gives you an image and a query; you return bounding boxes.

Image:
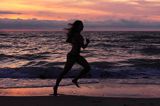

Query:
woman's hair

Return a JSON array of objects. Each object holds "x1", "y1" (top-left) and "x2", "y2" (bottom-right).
[{"x1": 66, "y1": 20, "x2": 84, "y2": 43}]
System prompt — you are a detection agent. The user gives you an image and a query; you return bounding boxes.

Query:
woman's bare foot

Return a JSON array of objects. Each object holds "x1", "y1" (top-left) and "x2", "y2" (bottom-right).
[
  {"x1": 53, "y1": 86, "x2": 58, "y2": 96},
  {"x1": 72, "y1": 79, "x2": 80, "y2": 88}
]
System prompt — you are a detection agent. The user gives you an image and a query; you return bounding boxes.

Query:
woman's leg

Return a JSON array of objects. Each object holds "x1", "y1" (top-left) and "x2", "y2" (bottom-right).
[
  {"x1": 54, "y1": 56, "x2": 75, "y2": 95},
  {"x1": 72, "y1": 56, "x2": 90, "y2": 87}
]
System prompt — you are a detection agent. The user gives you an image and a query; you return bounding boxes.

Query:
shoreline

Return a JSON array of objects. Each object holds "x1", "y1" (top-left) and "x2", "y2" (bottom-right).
[
  {"x1": 1, "y1": 82, "x2": 160, "y2": 106},
  {"x1": 1, "y1": 82, "x2": 160, "y2": 98}
]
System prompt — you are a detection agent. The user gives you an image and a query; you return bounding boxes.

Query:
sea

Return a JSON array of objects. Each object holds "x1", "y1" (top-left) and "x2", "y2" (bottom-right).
[{"x1": 0, "y1": 31, "x2": 160, "y2": 88}]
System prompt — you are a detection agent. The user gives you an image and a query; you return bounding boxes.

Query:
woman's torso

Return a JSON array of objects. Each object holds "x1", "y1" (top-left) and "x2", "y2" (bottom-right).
[{"x1": 68, "y1": 34, "x2": 84, "y2": 56}]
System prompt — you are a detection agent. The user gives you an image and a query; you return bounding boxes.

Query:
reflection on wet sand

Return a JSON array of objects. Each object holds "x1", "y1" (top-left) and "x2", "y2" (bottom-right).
[{"x1": 1, "y1": 82, "x2": 160, "y2": 98}]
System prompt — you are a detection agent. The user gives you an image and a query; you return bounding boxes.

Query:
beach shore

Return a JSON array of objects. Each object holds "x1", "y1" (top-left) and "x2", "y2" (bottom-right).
[
  {"x1": 1, "y1": 95, "x2": 160, "y2": 106},
  {"x1": 1, "y1": 82, "x2": 160, "y2": 106}
]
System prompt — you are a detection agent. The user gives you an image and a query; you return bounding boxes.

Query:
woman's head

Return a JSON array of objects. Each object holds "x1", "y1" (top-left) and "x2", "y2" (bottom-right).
[
  {"x1": 71, "y1": 20, "x2": 84, "y2": 32},
  {"x1": 66, "y1": 20, "x2": 84, "y2": 43}
]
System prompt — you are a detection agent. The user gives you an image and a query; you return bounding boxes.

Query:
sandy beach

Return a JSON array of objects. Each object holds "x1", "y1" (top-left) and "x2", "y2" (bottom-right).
[
  {"x1": 1, "y1": 95, "x2": 160, "y2": 106},
  {"x1": 1, "y1": 82, "x2": 160, "y2": 106}
]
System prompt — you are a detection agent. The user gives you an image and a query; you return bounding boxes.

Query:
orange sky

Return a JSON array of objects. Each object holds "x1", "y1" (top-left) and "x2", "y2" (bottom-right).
[{"x1": 0, "y1": 0, "x2": 160, "y2": 21}]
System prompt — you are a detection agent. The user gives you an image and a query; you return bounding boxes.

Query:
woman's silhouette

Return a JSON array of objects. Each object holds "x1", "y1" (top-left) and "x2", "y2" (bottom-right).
[{"x1": 54, "y1": 20, "x2": 91, "y2": 96}]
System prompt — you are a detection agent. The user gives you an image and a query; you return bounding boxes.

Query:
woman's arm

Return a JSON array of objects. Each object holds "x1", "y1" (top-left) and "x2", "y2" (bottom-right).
[{"x1": 81, "y1": 38, "x2": 90, "y2": 49}]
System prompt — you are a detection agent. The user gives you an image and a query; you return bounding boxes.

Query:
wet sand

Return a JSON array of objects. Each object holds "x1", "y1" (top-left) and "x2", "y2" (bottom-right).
[
  {"x1": 1, "y1": 95, "x2": 160, "y2": 106},
  {"x1": 1, "y1": 83, "x2": 160, "y2": 106}
]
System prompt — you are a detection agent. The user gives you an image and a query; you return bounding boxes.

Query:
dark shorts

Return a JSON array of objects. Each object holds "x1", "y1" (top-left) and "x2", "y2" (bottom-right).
[
  {"x1": 65, "y1": 52, "x2": 90, "y2": 70},
  {"x1": 67, "y1": 53, "x2": 80, "y2": 61}
]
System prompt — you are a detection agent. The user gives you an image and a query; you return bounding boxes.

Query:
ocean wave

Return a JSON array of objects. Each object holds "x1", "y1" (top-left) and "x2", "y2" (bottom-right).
[
  {"x1": 0, "y1": 31, "x2": 160, "y2": 80},
  {"x1": 0, "y1": 64, "x2": 160, "y2": 79},
  {"x1": 0, "y1": 78, "x2": 99, "y2": 88}
]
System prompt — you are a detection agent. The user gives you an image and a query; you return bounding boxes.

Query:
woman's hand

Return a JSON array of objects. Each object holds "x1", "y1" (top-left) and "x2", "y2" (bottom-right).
[
  {"x1": 86, "y1": 38, "x2": 90, "y2": 44},
  {"x1": 81, "y1": 38, "x2": 90, "y2": 49}
]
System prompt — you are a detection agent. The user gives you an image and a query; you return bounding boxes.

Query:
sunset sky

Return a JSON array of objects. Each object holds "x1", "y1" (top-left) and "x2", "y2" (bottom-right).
[{"x1": 0, "y1": 0, "x2": 160, "y2": 30}]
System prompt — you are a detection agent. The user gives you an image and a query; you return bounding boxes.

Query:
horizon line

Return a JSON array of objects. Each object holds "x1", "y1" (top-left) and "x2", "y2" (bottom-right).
[{"x1": 0, "y1": 29, "x2": 160, "y2": 32}]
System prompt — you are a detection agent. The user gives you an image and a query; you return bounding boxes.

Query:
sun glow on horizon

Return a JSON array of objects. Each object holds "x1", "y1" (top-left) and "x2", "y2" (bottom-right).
[
  {"x1": 0, "y1": 0, "x2": 160, "y2": 30},
  {"x1": 0, "y1": 0, "x2": 159, "y2": 21}
]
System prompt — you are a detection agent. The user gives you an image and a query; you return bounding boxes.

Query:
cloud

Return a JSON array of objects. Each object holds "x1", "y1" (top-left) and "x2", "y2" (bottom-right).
[
  {"x1": 84, "y1": 19, "x2": 160, "y2": 31},
  {"x1": 0, "y1": 18, "x2": 67, "y2": 30},
  {"x1": 0, "y1": 11, "x2": 22, "y2": 14},
  {"x1": 0, "y1": 0, "x2": 160, "y2": 22},
  {"x1": 0, "y1": 18, "x2": 160, "y2": 31}
]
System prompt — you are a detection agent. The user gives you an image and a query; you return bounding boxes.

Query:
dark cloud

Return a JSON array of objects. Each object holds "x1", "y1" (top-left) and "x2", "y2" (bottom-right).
[
  {"x1": 0, "y1": 18, "x2": 67, "y2": 30},
  {"x1": 85, "y1": 19, "x2": 160, "y2": 30},
  {"x1": 0, "y1": 18, "x2": 160, "y2": 31},
  {"x1": 0, "y1": 11, "x2": 22, "y2": 14}
]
